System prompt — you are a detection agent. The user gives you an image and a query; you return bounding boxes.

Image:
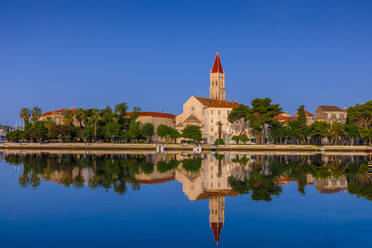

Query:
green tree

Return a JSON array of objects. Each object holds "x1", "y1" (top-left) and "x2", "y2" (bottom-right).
[
  {"x1": 182, "y1": 125, "x2": 202, "y2": 143},
  {"x1": 141, "y1": 123, "x2": 155, "y2": 143},
  {"x1": 6, "y1": 130, "x2": 23, "y2": 142},
  {"x1": 105, "y1": 121, "x2": 121, "y2": 142},
  {"x1": 248, "y1": 98, "x2": 281, "y2": 144},
  {"x1": 31, "y1": 107, "x2": 42, "y2": 122},
  {"x1": 310, "y1": 121, "x2": 330, "y2": 145},
  {"x1": 20, "y1": 108, "x2": 31, "y2": 125},
  {"x1": 227, "y1": 104, "x2": 250, "y2": 136},
  {"x1": 214, "y1": 138, "x2": 224, "y2": 146},
  {"x1": 63, "y1": 110, "x2": 74, "y2": 126}
]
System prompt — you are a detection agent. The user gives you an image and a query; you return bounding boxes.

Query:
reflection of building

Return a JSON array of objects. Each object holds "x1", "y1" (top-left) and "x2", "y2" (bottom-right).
[
  {"x1": 127, "y1": 112, "x2": 176, "y2": 142},
  {"x1": 315, "y1": 105, "x2": 347, "y2": 124},
  {"x1": 176, "y1": 53, "x2": 242, "y2": 144},
  {"x1": 175, "y1": 153, "x2": 249, "y2": 245},
  {"x1": 315, "y1": 176, "x2": 348, "y2": 193}
]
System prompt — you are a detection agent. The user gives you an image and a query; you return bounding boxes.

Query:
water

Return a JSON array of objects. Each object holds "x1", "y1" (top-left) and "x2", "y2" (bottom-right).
[{"x1": 0, "y1": 151, "x2": 371, "y2": 248}]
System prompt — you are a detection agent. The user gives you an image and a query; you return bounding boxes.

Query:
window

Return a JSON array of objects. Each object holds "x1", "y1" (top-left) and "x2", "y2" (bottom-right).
[
  {"x1": 328, "y1": 113, "x2": 332, "y2": 118},
  {"x1": 210, "y1": 136, "x2": 214, "y2": 143},
  {"x1": 211, "y1": 110, "x2": 214, "y2": 114},
  {"x1": 227, "y1": 111, "x2": 230, "y2": 115},
  {"x1": 211, "y1": 119, "x2": 214, "y2": 123},
  {"x1": 211, "y1": 127, "x2": 214, "y2": 131},
  {"x1": 336, "y1": 113, "x2": 340, "y2": 118},
  {"x1": 218, "y1": 110, "x2": 221, "y2": 115},
  {"x1": 191, "y1": 106, "x2": 195, "y2": 111}
]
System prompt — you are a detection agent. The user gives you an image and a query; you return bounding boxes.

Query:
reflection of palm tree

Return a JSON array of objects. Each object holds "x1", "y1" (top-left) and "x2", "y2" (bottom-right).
[{"x1": 214, "y1": 154, "x2": 224, "y2": 178}]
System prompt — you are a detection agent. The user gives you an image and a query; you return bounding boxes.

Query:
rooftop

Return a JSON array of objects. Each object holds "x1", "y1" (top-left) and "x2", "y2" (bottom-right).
[
  {"x1": 211, "y1": 52, "x2": 224, "y2": 74},
  {"x1": 317, "y1": 105, "x2": 344, "y2": 112},
  {"x1": 127, "y1": 112, "x2": 176, "y2": 119},
  {"x1": 194, "y1": 96, "x2": 240, "y2": 108}
]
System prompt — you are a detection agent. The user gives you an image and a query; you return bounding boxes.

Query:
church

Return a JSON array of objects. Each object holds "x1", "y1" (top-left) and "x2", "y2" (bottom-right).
[{"x1": 176, "y1": 52, "x2": 241, "y2": 144}]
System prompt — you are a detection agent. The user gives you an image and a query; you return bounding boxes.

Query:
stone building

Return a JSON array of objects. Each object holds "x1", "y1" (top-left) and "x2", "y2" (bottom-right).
[
  {"x1": 176, "y1": 53, "x2": 242, "y2": 144},
  {"x1": 315, "y1": 105, "x2": 347, "y2": 124},
  {"x1": 39, "y1": 107, "x2": 80, "y2": 126},
  {"x1": 127, "y1": 112, "x2": 176, "y2": 142}
]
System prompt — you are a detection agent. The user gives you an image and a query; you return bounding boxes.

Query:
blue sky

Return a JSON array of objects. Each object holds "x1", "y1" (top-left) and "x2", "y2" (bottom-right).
[{"x1": 0, "y1": 0, "x2": 371, "y2": 124}]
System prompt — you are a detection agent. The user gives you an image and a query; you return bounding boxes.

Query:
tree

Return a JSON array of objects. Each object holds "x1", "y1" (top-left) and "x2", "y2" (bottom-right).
[
  {"x1": 20, "y1": 108, "x2": 31, "y2": 125},
  {"x1": 248, "y1": 98, "x2": 281, "y2": 144},
  {"x1": 329, "y1": 122, "x2": 345, "y2": 145},
  {"x1": 63, "y1": 110, "x2": 74, "y2": 126},
  {"x1": 126, "y1": 121, "x2": 141, "y2": 142},
  {"x1": 347, "y1": 100, "x2": 372, "y2": 129},
  {"x1": 217, "y1": 121, "x2": 223, "y2": 139},
  {"x1": 75, "y1": 108, "x2": 84, "y2": 127},
  {"x1": 31, "y1": 107, "x2": 42, "y2": 122},
  {"x1": 157, "y1": 124, "x2": 171, "y2": 142},
  {"x1": 227, "y1": 104, "x2": 250, "y2": 136},
  {"x1": 345, "y1": 124, "x2": 359, "y2": 145},
  {"x1": 105, "y1": 121, "x2": 121, "y2": 142},
  {"x1": 6, "y1": 130, "x2": 23, "y2": 142},
  {"x1": 214, "y1": 138, "x2": 224, "y2": 146},
  {"x1": 310, "y1": 121, "x2": 330, "y2": 145},
  {"x1": 114, "y1": 102, "x2": 128, "y2": 117},
  {"x1": 182, "y1": 125, "x2": 202, "y2": 143},
  {"x1": 92, "y1": 108, "x2": 100, "y2": 141},
  {"x1": 141, "y1": 123, "x2": 155, "y2": 143}
]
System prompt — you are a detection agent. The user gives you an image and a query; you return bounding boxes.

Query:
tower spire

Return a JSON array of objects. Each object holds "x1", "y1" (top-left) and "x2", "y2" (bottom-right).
[
  {"x1": 211, "y1": 52, "x2": 224, "y2": 73},
  {"x1": 209, "y1": 52, "x2": 226, "y2": 101}
]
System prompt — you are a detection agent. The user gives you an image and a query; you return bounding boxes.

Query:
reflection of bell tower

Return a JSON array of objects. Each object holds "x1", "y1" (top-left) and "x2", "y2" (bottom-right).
[{"x1": 209, "y1": 195, "x2": 225, "y2": 245}]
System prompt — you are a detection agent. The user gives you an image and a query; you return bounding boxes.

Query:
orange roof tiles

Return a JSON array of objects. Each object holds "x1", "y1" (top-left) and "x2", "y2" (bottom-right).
[
  {"x1": 195, "y1": 96, "x2": 240, "y2": 108},
  {"x1": 211, "y1": 52, "x2": 224, "y2": 73},
  {"x1": 127, "y1": 112, "x2": 176, "y2": 119},
  {"x1": 42, "y1": 109, "x2": 67, "y2": 116}
]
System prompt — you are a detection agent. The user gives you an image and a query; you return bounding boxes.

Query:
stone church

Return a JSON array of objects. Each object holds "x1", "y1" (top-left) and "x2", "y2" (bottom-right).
[{"x1": 176, "y1": 52, "x2": 241, "y2": 144}]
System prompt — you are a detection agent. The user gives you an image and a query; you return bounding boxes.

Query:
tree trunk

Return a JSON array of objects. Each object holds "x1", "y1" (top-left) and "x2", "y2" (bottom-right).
[{"x1": 261, "y1": 128, "x2": 265, "y2": 145}]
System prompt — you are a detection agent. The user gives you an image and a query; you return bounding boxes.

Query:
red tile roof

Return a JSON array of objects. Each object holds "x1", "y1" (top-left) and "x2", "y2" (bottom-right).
[
  {"x1": 317, "y1": 105, "x2": 344, "y2": 112},
  {"x1": 294, "y1": 110, "x2": 314, "y2": 118},
  {"x1": 195, "y1": 96, "x2": 240, "y2": 108},
  {"x1": 127, "y1": 112, "x2": 176, "y2": 119},
  {"x1": 42, "y1": 109, "x2": 67, "y2": 116},
  {"x1": 211, "y1": 52, "x2": 224, "y2": 73},
  {"x1": 274, "y1": 113, "x2": 294, "y2": 123}
]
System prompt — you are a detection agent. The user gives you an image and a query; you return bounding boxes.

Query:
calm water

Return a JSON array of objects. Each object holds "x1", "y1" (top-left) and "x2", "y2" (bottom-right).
[{"x1": 0, "y1": 151, "x2": 371, "y2": 248}]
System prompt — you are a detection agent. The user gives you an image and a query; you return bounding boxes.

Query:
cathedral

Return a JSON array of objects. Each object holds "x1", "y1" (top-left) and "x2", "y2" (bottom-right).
[{"x1": 176, "y1": 53, "x2": 241, "y2": 144}]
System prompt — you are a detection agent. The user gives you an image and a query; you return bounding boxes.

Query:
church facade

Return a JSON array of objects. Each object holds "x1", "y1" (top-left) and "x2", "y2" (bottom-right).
[{"x1": 176, "y1": 53, "x2": 241, "y2": 144}]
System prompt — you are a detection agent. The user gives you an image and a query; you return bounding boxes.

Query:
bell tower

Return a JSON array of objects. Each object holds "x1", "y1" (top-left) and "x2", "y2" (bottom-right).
[{"x1": 210, "y1": 52, "x2": 226, "y2": 101}]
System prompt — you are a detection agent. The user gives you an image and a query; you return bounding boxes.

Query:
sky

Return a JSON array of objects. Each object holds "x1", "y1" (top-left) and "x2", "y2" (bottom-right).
[{"x1": 0, "y1": 0, "x2": 371, "y2": 125}]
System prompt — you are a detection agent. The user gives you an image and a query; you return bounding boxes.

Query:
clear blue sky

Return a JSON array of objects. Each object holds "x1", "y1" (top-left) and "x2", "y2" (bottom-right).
[{"x1": 1, "y1": 0, "x2": 371, "y2": 125}]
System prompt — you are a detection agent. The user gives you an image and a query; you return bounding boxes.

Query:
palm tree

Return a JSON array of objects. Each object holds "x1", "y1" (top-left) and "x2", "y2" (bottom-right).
[
  {"x1": 63, "y1": 110, "x2": 74, "y2": 126},
  {"x1": 92, "y1": 108, "x2": 100, "y2": 141},
  {"x1": 75, "y1": 108, "x2": 84, "y2": 127},
  {"x1": 20, "y1": 108, "x2": 31, "y2": 124},
  {"x1": 217, "y1": 121, "x2": 223, "y2": 139},
  {"x1": 31, "y1": 107, "x2": 42, "y2": 122}
]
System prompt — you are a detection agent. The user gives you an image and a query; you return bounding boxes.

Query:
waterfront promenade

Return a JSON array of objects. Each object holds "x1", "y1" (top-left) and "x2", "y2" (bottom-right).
[{"x1": 1, "y1": 142, "x2": 371, "y2": 152}]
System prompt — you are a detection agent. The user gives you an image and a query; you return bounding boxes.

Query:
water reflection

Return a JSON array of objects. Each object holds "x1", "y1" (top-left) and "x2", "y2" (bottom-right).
[{"x1": 1, "y1": 151, "x2": 371, "y2": 244}]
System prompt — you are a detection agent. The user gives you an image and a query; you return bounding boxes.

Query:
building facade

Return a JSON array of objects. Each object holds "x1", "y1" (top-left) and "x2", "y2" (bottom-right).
[
  {"x1": 128, "y1": 112, "x2": 176, "y2": 142},
  {"x1": 176, "y1": 53, "x2": 242, "y2": 144},
  {"x1": 39, "y1": 107, "x2": 80, "y2": 126},
  {"x1": 315, "y1": 105, "x2": 347, "y2": 124}
]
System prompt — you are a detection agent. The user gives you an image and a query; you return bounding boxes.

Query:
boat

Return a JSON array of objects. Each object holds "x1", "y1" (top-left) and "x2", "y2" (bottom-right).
[{"x1": 193, "y1": 145, "x2": 202, "y2": 154}]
